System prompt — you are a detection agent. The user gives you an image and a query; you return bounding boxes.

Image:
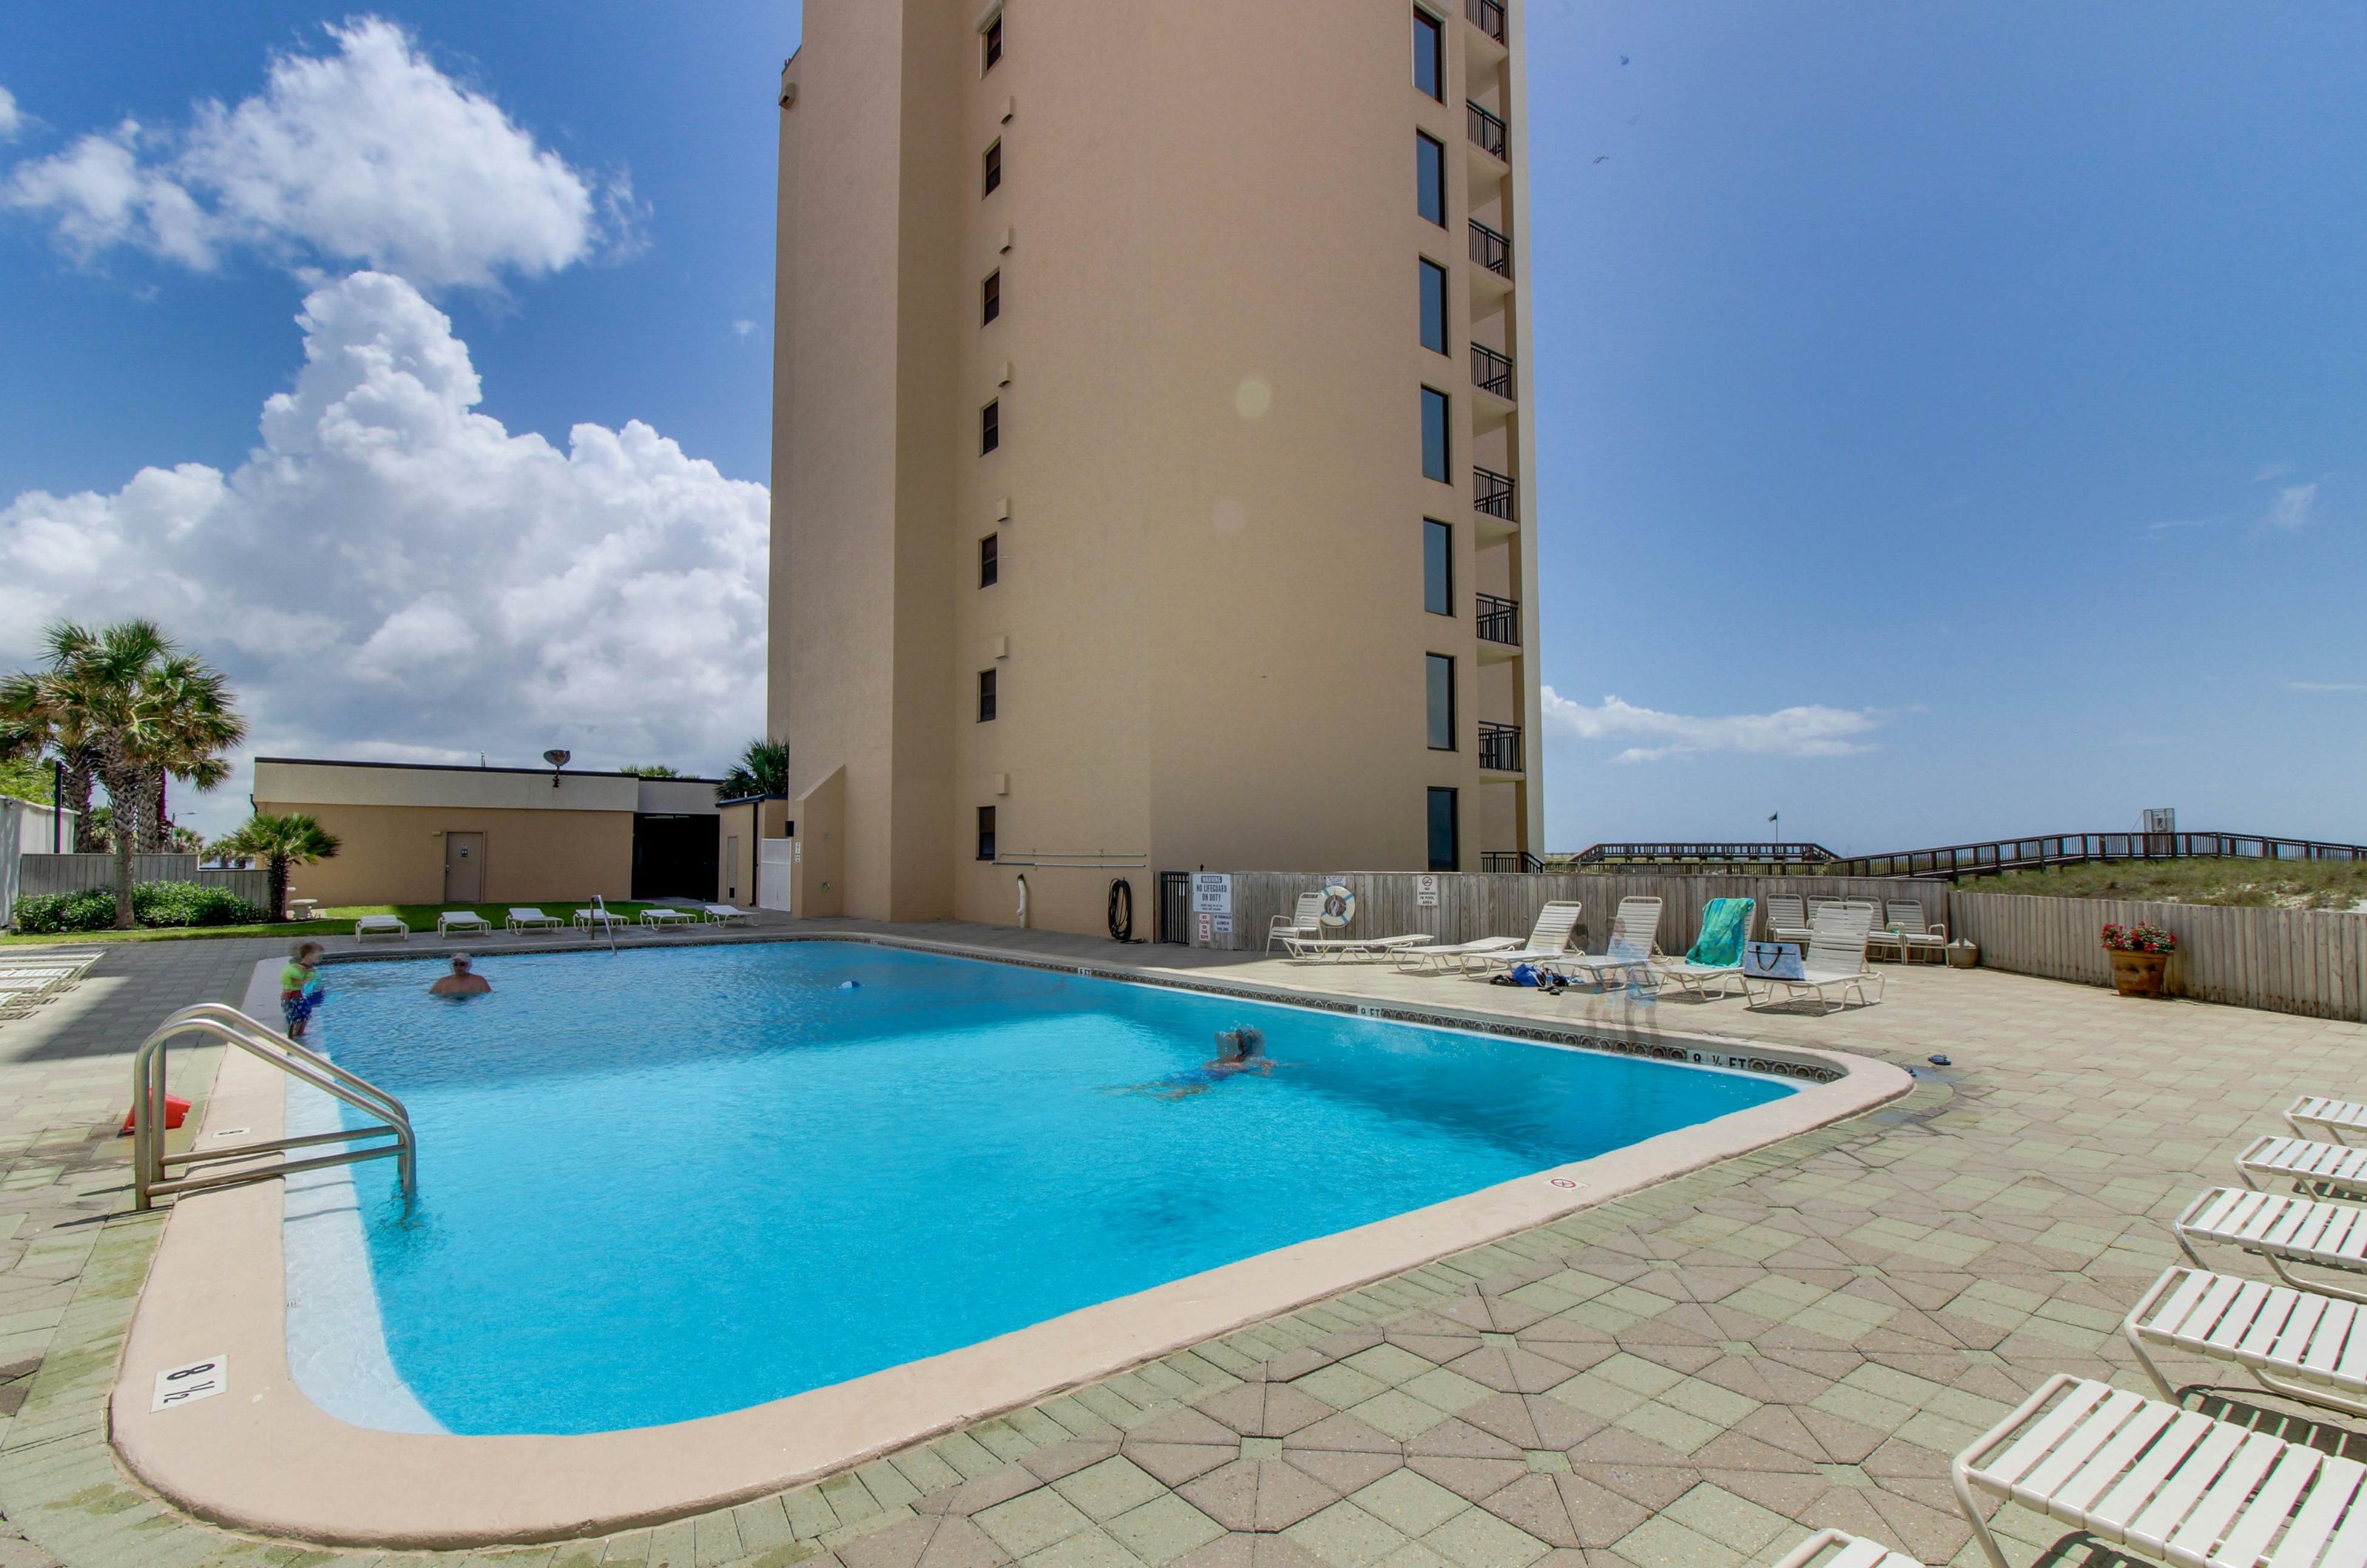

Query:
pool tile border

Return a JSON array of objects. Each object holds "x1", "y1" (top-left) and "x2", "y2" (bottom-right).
[{"x1": 103, "y1": 939, "x2": 1913, "y2": 1550}]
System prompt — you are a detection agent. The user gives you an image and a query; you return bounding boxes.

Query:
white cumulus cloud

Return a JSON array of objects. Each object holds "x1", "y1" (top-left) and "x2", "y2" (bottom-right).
[
  {"x1": 2265, "y1": 482, "x2": 2317, "y2": 532},
  {"x1": 0, "y1": 271, "x2": 769, "y2": 830},
  {"x1": 3, "y1": 18, "x2": 627, "y2": 290},
  {"x1": 1541, "y1": 688, "x2": 1885, "y2": 764}
]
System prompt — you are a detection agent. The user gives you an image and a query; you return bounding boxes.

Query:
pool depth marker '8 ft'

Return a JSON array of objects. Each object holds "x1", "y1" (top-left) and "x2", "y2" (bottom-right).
[{"x1": 129, "y1": 1002, "x2": 417, "y2": 1212}]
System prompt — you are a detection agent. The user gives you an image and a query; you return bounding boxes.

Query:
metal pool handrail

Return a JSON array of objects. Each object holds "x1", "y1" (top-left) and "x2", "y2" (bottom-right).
[{"x1": 130, "y1": 1002, "x2": 417, "y2": 1212}]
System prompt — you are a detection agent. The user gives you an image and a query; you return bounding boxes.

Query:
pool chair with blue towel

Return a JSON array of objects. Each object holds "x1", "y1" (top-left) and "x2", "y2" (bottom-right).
[{"x1": 1651, "y1": 896, "x2": 1757, "y2": 999}]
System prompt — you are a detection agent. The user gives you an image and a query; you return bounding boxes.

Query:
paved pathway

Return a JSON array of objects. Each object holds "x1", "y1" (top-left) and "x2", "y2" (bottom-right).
[{"x1": 0, "y1": 925, "x2": 2359, "y2": 1568}]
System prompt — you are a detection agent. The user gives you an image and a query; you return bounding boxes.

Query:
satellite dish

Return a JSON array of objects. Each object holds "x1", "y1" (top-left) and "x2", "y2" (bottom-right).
[{"x1": 542, "y1": 749, "x2": 572, "y2": 769}]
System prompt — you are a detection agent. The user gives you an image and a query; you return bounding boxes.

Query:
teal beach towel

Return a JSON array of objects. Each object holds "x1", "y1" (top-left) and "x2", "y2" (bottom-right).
[{"x1": 1686, "y1": 898, "x2": 1755, "y2": 966}]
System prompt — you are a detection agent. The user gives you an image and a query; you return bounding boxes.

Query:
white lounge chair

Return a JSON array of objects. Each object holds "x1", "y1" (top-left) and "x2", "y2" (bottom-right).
[
  {"x1": 1563, "y1": 896, "x2": 1664, "y2": 988},
  {"x1": 0, "y1": 964, "x2": 91, "y2": 1000},
  {"x1": 575, "y1": 907, "x2": 629, "y2": 931},
  {"x1": 640, "y1": 908, "x2": 699, "y2": 931},
  {"x1": 1864, "y1": 900, "x2": 1948, "y2": 964},
  {"x1": 1402, "y1": 901, "x2": 1581, "y2": 974},
  {"x1": 2240, "y1": 1134, "x2": 2367, "y2": 1205},
  {"x1": 1771, "y1": 1530, "x2": 1928, "y2": 1568},
  {"x1": 353, "y1": 914, "x2": 409, "y2": 942},
  {"x1": 1764, "y1": 895, "x2": 1812, "y2": 944},
  {"x1": 700, "y1": 904, "x2": 751, "y2": 925},
  {"x1": 1652, "y1": 896, "x2": 1758, "y2": 999},
  {"x1": 1279, "y1": 933, "x2": 1433, "y2": 962},
  {"x1": 1267, "y1": 893, "x2": 1326, "y2": 954},
  {"x1": 2289, "y1": 1095, "x2": 2367, "y2": 1146},
  {"x1": 2125, "y1": 1263, "x2": 2367, "y2": 1419},
  {"x1": 435, "y1": 910, "x2": 493, "y2": 938},
  {"x1": 2175, "y1": 1186, "x2": 2367, "y2": 1305},
  {"x1": 1470, "y1": 901, "x2": 1588, "y2": 975},
  {"x1": 1745, "y1": 905, "x2": 1883, "y2": 1013},
  {"x1": 1951, "y1": 1371, "x2": 2367, "y2": 1568},
  {"x1": 506, "y1": 907, "x2": 561, "y2": 933}
]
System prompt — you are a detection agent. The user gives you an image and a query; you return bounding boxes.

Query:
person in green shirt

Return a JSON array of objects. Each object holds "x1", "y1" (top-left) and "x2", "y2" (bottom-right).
[{"x1": 279, "y1": 942, "x2": 325, "y2": 1039}]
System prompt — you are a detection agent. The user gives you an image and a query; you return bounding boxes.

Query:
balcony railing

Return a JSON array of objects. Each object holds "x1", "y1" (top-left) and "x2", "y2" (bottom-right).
[
  {"x1": 1476, "y1": 592, "x2": 1519, "y2": 646},
  {"x1": 1482, "y1": 851, "x2": 1545, "y2": 873},
  {"x1": 1479, "y1": 721, "x2": 1524, "y2": 774},
  {"x1": 1467, "y1": 0, "x2": 1507, "y2": 44},
  {"x1": 1474, "y1": 466, "x2": 1516, "y2": 521},
  {"x1": 1468, "y1": 102, "x2": 1507, "y2": 160},
  {"x1": 1471, "y1": 342, "x2": 1514, "y2": 398},
  {"x1": 1469, "y1": 219, "x2": 1511, "y2": 279}
]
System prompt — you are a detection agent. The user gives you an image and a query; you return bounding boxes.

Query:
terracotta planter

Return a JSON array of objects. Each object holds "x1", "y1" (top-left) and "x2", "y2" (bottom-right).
[{"x1": 2107, "y1": 948, "x2": 2170, "y2": 998}]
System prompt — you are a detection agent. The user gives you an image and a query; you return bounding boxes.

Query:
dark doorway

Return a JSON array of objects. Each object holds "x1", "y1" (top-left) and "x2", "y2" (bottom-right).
[{"x1": 632, "y1": 814, "x2": 720, "y2": 900}]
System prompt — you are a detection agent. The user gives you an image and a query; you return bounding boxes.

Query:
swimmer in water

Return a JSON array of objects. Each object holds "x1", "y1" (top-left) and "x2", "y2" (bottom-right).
[
  {"x1": 428, "y1": 953, "x2": 492, "y2": 997},
  {"x1": 1122, "y1": 1027, "x2": 1274, "y2": 1099}
]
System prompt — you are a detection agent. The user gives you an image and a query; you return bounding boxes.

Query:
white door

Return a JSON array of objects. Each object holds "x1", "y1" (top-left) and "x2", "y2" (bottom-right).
[{"x1": 756, "y1": 839, "x2": 794, "y2": 913}]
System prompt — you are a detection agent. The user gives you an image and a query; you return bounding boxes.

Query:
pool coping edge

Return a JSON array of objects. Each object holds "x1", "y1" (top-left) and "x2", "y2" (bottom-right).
[{"x1": 106, "y1": 937, "x2": 1914, "y2": 1550}]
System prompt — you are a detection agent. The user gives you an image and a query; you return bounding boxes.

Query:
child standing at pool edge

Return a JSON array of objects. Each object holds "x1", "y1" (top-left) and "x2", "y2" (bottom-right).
[{"x1": 280, "y1": 942, "x2": 325, "y2": 1039}]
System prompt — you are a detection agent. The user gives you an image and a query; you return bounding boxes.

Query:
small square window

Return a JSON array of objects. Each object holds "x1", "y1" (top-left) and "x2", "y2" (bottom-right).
[
  {"x1": 1420, "y1": 387, "x2": 1450, "y2": 482},
  {"x1": 1413, "y1": 10, "x2": 1444, "y2": 101},
  {"x1": 982, "y1": 269, "x2": 1001, "y2": 325},
  {"x1": 982, "y1": 399, "x2": 1000, "y2": 454},
  {"x1": 983, "y1": 140, "x2": 1002, "y2": 197},
  {"x1": 978, "y1": 667, "x2": 998, "y2": 722},
  {"x1": 1417, "y1": 132, "x2": 1445, "y2": 226},
  {"x1": 977, "y1": 805, "x2": 997, "y2": 861},
  {"x1": 982, "y1": 15, "x2": 1002, "y2": 72},
  {"x1": 979, "y1": 532, "x2": 1000, "y2": 587}
]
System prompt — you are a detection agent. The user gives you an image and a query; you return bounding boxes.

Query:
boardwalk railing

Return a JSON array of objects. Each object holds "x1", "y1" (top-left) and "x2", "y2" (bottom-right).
[
  {"x1": 1834, "y1": 831, "x2": 2367, "y2": 880},
  {"x1": 1948, "y1": 892, "x2": 2367, "y2": 1022}
]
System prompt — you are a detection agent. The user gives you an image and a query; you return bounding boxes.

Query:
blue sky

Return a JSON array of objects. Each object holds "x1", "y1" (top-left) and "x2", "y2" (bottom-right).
[{"x1": 1, "y1": 3, "x2": 2360, "y2": 849}]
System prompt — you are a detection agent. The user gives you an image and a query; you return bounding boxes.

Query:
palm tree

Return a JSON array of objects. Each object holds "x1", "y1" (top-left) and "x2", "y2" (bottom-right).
[
  {"x1": 715, "y1": 738, "x2": 789, "y2": 801},
  {"x1": 213, "y1": 814, "x2": 340, "y2": 923},
  {"x1": 29, "y1": 622, "x2": 246, "y2": 928},
  {"x1": 0, "y1": 628, "x2": 105, "y2": 852}
]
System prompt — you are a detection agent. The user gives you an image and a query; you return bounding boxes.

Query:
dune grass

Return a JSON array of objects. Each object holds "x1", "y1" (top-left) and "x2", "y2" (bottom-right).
[{"x1": 1959, "y1": 858, "x2": 2367, "y2": 910}]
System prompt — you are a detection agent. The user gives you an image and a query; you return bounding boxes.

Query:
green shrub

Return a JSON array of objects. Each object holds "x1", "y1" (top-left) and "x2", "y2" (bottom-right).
[{"x1": 10, "y1": 881, "x2": 269, "y2": 933}]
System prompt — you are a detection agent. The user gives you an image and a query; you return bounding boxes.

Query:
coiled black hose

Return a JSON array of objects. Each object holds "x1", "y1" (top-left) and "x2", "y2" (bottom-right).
[{"x1": 1108, "y1": 878, "x2": 1134, "y2": 943}]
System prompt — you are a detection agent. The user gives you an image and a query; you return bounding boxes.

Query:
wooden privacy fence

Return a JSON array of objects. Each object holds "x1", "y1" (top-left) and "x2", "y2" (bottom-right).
[
  {"x1": 1948, "y1": 892, "x2": 2367, "y2": 1021},
  {"x1": 1200, "y1": 871, "x2": 1945, "y2": 953},
  {"x1": 16, "y1": 854, "x2": 271, "y2": 909}
]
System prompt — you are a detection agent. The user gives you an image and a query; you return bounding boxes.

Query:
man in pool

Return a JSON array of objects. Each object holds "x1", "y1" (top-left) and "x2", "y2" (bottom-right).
[
  {"x1": 1137, "y1": 1027, "x2": 1273, "y2": 1100},
  {"x1": 428, "y1": 954, "x2": 493, "y2": 997}
]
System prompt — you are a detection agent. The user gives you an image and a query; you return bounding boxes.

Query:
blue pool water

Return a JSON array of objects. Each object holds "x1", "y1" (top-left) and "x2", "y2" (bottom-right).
[{"x1": 297, "y1": 942, "x2": 1791, "y2": 1436}]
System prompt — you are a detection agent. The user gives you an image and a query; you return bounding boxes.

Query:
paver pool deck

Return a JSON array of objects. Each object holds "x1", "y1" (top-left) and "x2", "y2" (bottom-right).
[{"x1": 0, "y1": 917, "x2": 2358, "y2": 1568}]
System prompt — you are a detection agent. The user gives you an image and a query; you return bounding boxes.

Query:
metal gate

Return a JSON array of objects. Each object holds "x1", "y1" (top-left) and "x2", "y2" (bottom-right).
[{"x1": 1155, "y1": 872, "x2": 1190, "y2": 944}]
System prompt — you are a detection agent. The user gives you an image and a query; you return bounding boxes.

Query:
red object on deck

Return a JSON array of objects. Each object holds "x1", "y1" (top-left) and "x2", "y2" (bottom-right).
[{"x1": 118, "y1": 1096, "x2": 191, "y2": 1136}]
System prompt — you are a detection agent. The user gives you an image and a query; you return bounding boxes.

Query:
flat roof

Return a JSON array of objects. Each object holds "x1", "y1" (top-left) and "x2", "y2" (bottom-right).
[{"x1": 253, "y1": 756, "x2": 722, "y2": 784}]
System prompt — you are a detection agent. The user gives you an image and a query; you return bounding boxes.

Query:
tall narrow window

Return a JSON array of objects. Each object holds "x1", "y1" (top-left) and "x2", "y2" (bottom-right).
[
  {"x1": 1427, "y1": 788, "x2": 1459, "y2": 872},
  {"x1": 1425, "y1": 654, "x2": 1456, "y2": 750},
  {"x1": 1419, "y1": 258, "x2": 1449, "y2": 354},
  {"x1": 978, "y1": 668, "x2": 998, "y2": 722},
  {"x1": 983, "y1": 140, "x2": 1002, "y2": 197},
  {"x1": 1417, "y1": 132, "x2": 1445, "y2": 226},
  {"x1": 1413, "y1": 9, "x2": 1444, "y2": 101},
  {"x1": 982, "y1": 399, "x2": 1000, "y2": 454},
  {"x1": 982, "y1": 15, "x2": 1002, "y2": 72},
  {"x1": 1423, "y1": 520, "x2": 1453, "y2": 615},
  {"x1": 977, "y1": 805, "x2": 998, "y2": 861},
  {"x1": 982, "y1": 270, "x2": 1001, "y2": 325},
  {"x1": 979, "y1": 532, "x2": 1000, "y2": 587},
  {"x1": 1420, "y1": 387, "x2": 1450, "y2": 482}
]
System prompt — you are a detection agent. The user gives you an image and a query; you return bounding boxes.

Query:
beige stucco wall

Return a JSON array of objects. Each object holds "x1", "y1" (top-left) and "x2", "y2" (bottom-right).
[
  {"x1": 248, "y1": 802, "x2": 634, "y2": 908},
  {"x1": 774, "y1": 0, "x2": 1544, "y2": 938}
]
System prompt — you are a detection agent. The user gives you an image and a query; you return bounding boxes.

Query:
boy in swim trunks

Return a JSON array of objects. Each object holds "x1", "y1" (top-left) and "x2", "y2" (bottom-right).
[{"x1": 280, "y1": 942, "x2": 325, "y2": 1039}]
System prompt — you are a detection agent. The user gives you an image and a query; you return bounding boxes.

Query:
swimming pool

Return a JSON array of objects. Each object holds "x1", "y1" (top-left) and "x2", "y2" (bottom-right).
[{"x1": 287, "y1": 941, "x2": 1795, "y2": 1437}]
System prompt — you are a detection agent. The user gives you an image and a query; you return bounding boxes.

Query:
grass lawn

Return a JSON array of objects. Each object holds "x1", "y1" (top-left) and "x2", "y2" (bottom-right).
[
  {"x1": 1959, "y1": 858, "x2": 2367, "y2": 910},
  {"x1": 0, "y1": 900, "x2": 696, "y2": 947}
]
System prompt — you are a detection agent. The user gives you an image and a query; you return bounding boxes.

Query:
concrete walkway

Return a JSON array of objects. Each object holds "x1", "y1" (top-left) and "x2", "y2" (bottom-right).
[{"x1": 0, "y1": 923, "x2": 2357, "y2": 1568}]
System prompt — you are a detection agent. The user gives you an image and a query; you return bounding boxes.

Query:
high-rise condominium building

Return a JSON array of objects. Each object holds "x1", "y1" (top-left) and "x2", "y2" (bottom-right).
[{"x1": 770, "y1": 0, "x2": 1542, "y2": 936}]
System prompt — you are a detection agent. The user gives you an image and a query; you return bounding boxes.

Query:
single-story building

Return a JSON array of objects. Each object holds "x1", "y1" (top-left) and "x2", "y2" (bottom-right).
[{"x1": 251, "y1": 758, "x2": 723, "y2": 908}]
